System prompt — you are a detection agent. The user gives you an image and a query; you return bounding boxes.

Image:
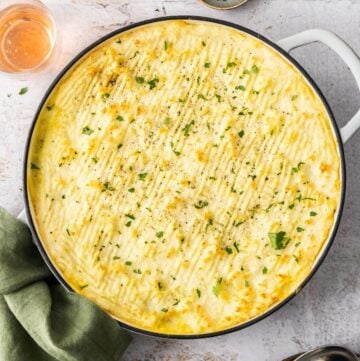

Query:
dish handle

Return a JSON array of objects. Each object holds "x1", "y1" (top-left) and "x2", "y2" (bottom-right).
[{"x1": 277, "y1": 29, "x2": 360, "y2": 144}]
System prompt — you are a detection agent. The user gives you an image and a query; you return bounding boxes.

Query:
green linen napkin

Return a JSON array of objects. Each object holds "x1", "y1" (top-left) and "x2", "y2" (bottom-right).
[{"x1": 0, "y1": 207, "x2": 132, "y2": 361}]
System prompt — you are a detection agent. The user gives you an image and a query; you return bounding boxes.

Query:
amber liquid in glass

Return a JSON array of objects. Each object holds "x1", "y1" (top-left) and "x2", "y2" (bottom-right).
[{"x1": 0, "y1": 4, "x2": 55, "y2": 73}]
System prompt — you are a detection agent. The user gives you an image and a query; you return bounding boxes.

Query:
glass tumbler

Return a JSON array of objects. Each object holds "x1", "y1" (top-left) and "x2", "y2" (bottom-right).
[{"x1": 0, "y1": 0, "x2": 56, "y2": 74}]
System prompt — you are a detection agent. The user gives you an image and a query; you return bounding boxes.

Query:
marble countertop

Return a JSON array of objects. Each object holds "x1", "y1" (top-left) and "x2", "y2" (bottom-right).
[{"x1": 0, "y1": 1, "x2": 359, "y2": 360}]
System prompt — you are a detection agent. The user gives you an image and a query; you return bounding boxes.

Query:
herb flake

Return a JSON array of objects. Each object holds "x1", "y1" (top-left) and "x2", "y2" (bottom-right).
[
  {"x1": 225, "y1": 246, "x2": 233, "y2": 254},
  {"x1": 82, "y1": 126, "x2": 94, "y2": 135},
  {"x1": 194, "y1": 200, "x2": 208, "y2": 209},
  {"x1": 238, "y1": 130, "x2": 245, "y2": 138},
  {"x1": 182, "y1": 120, "x2": 195, "y2": 136},
  {"x1": 19, "y1": 87, "x2": 28, "y2": 95},
  {"x1": 268, "y1": 231, "x2": 290, "y2": 250},
  {"x1": 138, "y1": 172, "x2": 147, "y2": 181},
  {"x1": 147, "y1": 78, "x2": 159, "y2": 90},
  {"x1": 212, "y1": 277, "x2": 222, "y2": 297},
  {"x1": 135, "y1": 76, "x2": 144, "y2": 84}
]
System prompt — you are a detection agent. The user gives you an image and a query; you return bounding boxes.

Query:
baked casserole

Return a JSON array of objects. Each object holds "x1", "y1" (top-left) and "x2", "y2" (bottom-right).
[{"x1": 28, "y1": 20, "x2": 341, "y2": 335}]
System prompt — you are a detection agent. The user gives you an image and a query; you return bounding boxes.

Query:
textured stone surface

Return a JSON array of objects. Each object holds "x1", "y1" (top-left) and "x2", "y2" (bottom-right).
[{"x1": 0, "y1": 1, "x2": 359, "y2": 360}]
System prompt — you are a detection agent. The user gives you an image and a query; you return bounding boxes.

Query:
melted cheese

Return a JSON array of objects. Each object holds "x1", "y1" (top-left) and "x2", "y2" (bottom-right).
[{"x1": 27, "y1": 20, "x2": 341, "y2": 335}]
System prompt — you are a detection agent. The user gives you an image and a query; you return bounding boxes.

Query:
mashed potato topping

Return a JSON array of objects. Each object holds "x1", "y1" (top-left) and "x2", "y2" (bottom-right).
[{"x1": 28, "y1": 20, "x2": 341, "y2": 335}]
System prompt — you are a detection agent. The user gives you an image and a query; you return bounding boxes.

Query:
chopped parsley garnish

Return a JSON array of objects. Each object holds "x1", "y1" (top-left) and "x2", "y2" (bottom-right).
[
  {"x1": 125, "y1": 214, "x2": 135, "y2": 220},
  {"x1": 198, "y1": 94, "x2": 208, "y2": 100},
  {"x1": 194, "y1": 200, "x2": 208, "y2": 209},
  {"x1": 205, "y1": 218, "x2": 213, "y2": 232},
  {"x1": 310, "y1": 211, "x2": 317, "y2": 216},
  {"x1": 252, "y1": 64, "x2": 260, "y2": 74},
  {"x1": 291, "y1": 95, "x2": 298, "y2": 101},
  {"x1": 66, "y1": 228, "x2": 70, "y2": 236},
  {"x1": 212, "y1": 278, "x2": 222, "y2": 297},
  {"x1": 266, "y1": 203, "x2": 274, "y2": 212},
  {"x1": 125, "y1": 221, "x2": 132, "y2": 227},
  {"x1": 268, "y1": 231, "x2": 290, "y2": 250},
  {"x1": 103, "y1": 181, "x2": 115, "y2": 191},
  {"x1": 236, "y1": 85, "x2": 246, "y2": 91},
  {"x1": 164, "y1": 118, "x2": 171, "y2": 125},
  {"x1": 202, "y1": 41, "x2": 206, "y2": 47},
  {"x1": 291, "y1": 162, "x2": 305, "y2": 174},
  {"x1": 79, "y1": 284, "x2": 88, "y2": 290},
  {"x1": 133, "y1": 269, "x2": 142, "y2": 274},
  {"x1": 288, "y1": 203, "x2": 295, "y2": 209},
  {"x1": 215, "y1": 94, "x2": 222, "y2": 102},
  {"x1": 303, "y1": 197, "x2": 316, "y2": 201},
  {"x1": 296, "y1": 226, "x2": 304, "y2": 232},
  {"x1": 170, "y1": 141, "x2": 181, "y2": 156},
  {"x1": 116, "y1": 115, "x2": 124, "y2": 122},
  {"x1": 238, "y1": 130, "x2": 245, "y2": 138},
  {"x1": 31, "y1": 162, "x2": 40, "y2": 170},
  {"x1": 19, "y1": 87, "x2": 28, "y2": 95},
  {"x1": 164, "y1": 40, "x2": 168, "y2": 50},
  {"x1": 113, "y1": 256, "x2": 120, "y2": 260},
  {"x1": 262, "y1": 266, "x2": 268, "y2": 274},
  {"x1": 173, "y1": 299, "x2": 180, "y2": 306},
  {"x1": 225, "y1": 246, "x2": 233, "y2": 254},
  {"x1": 82, "y1": 126, "x2": 94, "y2": 135},
  {"x1": 245, "y1": 280, "x2": 250, "y2": 287},
  {"x1": 156, "y1": 231, "x2": 164, "y2": 238},
  {"x1": 182, "y1": 120, "x2": 195, "y2": 136},
  {"x1": 157, "y1": 282, "x2": 163, "y2": 290},
  {"x1": 204, "y1": 62, "x2": 211, "y2": 68},
  {"x1": 92, "y1": 157, "x2": 98, "y2": 164},
  {"x1": 138, "y1": 172, "x2": 147, "y2": 181},
  {"x1": 117, "y1": 144, "x2": 123, "y2": 149},
  {"x1": 161, "y1": 308, "x2": 168, "y2": 313},
  {"x1": 196, "y1": 288, "x2": 201, "y2": 298},
  {"x1": 129, "y1": 50, "x2": 139, "y2": 59},
  {"x1": 223, "y1": 61, "x2": 236, "y2": 73},
  {"x1": 135, "y1": 76, "x2": 144, "y2": 84},
  {"x1": 147, "y1": 78, "x2": 159, "y2": 90},
  {"x1": 128, "y1": 187, "x2": 135, "y2": 193},
  {"x1": 233, "y1": 242, "x2": 240, "y2": 253},
  {"x1": 293, "y1": 255, "x2": 299, "y2": 263},
  {"x1": 125, "y1": 261, "x2": 132, "y2": 266},
  {"x1": 102, "y1": 92, "x2": 110, "y2": 101},
  {"x1": 46, "y1": 104, "x2": 54, "y2": 111}
]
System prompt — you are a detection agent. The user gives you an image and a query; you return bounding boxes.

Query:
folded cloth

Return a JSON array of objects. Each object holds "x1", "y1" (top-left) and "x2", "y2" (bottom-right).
[{"x1": 0, "y1": 207, "x2": 132, "y2": 361}]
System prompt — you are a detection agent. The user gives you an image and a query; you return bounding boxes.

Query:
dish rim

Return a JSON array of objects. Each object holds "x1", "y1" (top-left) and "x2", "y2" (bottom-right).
[{"x1": 23, "y1": 15, "x2": 346, "y2": 339}]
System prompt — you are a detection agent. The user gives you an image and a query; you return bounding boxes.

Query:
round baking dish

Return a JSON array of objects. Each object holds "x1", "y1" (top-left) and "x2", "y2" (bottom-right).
[{"x1": 23, "y1": 16, "x2": 360, "y2": 338}]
